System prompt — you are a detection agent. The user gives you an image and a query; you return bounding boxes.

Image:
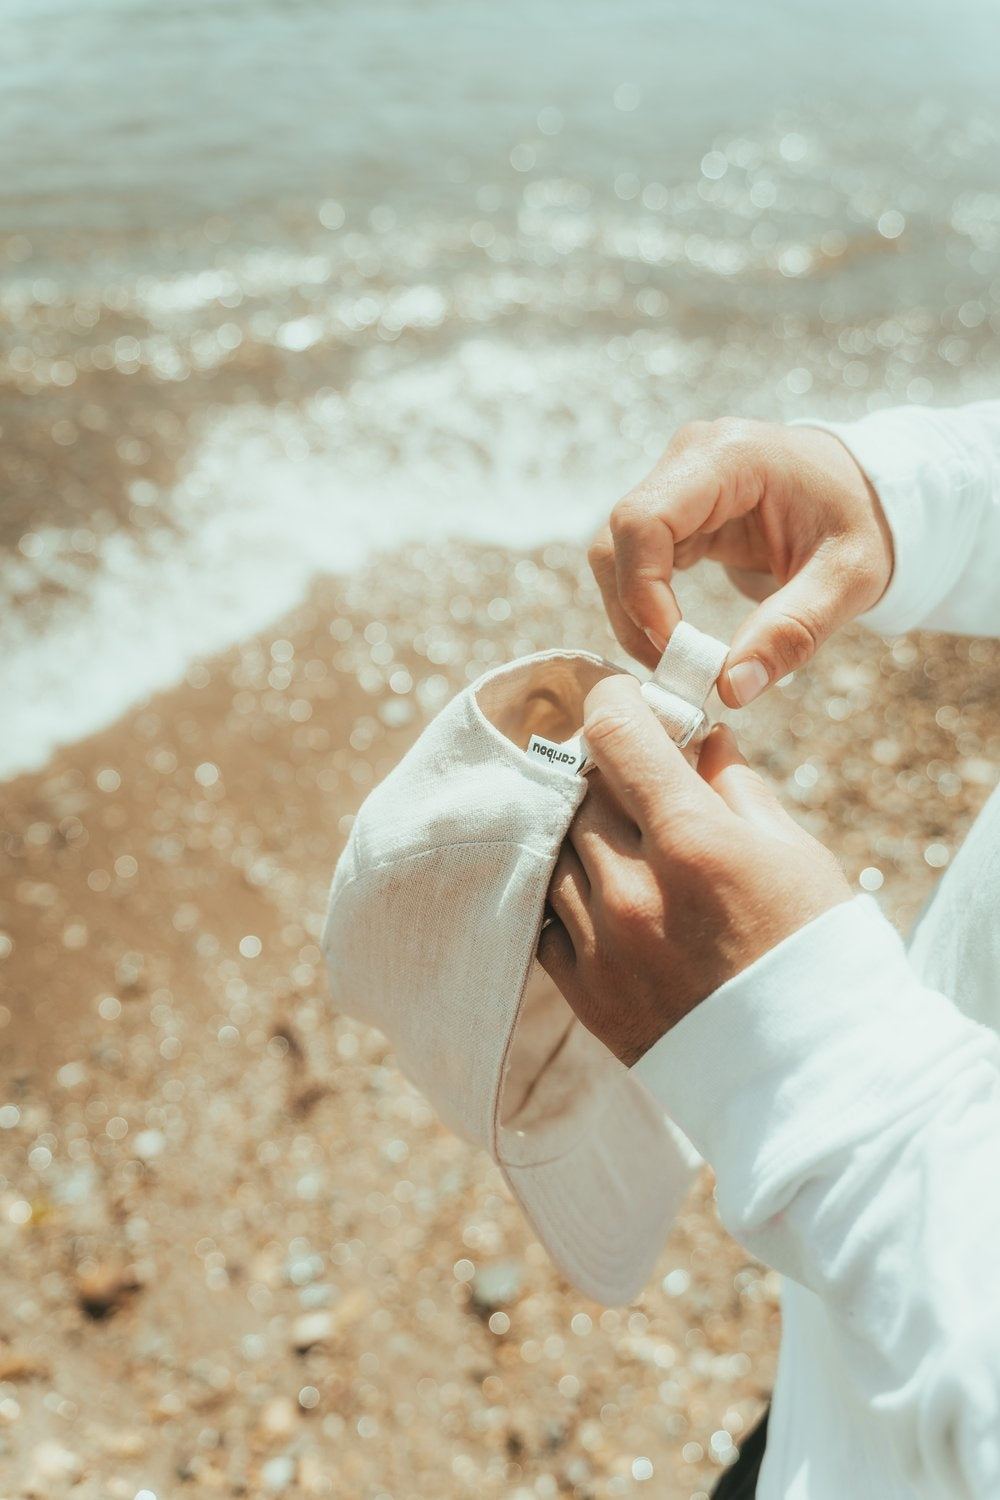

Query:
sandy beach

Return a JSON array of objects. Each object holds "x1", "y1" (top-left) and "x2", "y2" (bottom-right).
[
  {"x1": 3, "y1": 3, "x2": 1000, "y2": 1491},
  {"x1": 2, "y1": 534, "x2": 998, "y2": 1498}
]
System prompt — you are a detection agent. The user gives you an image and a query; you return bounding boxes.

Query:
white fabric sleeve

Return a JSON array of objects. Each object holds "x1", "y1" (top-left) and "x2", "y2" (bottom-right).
[
  {"x1": 788, "y1": 400, "x2": 1000, "y2": 638},
  {"x1": 631, "y1": 895, "x2": 1000, "y2": 1500}
]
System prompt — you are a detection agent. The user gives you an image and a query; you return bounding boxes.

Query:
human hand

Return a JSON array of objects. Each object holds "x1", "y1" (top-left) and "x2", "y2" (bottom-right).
[
  {"x1": 588, "y1": 417, "x2": 895, "y2": 708},
  {"x1": 537, "y1": 673, "x2": 853, "y2": 1068}
]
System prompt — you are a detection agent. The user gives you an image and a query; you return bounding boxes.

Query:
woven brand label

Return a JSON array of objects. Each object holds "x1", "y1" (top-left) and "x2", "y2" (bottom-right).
[{"x1": 527, "y1": 733, "x2": 585, "y2": 774}]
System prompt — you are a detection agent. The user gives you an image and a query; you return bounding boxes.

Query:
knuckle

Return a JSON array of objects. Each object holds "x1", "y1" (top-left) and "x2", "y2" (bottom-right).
[
  {"x1": 587, "y1": 531, "x2": 609, "y2": 564},
  {"x1": 577, "y1": 929, "x2": 602, "y2": 969},
  {"x1": 669, "y1": 418, "x2": 715, "y2": 452},
  {"x1": 707, "y1": 415, "x2": 764, "y2": 457},
  {"x1": 604, "y1": 880, "x2": 656, "y2": 934},
  {"x1": 644, "y1": 801, "x2": 707, "y2": 861},
  {"x1": 762, "y1": 610, "x2": 824, "y2": 674},
  {"x1": 707, "y1": 417, "x2": 773, "y2": 496},
  {"x1": 587, "y1": 533, "x2": 614, "y2": 580},
  {"x1": 537, "y1": 923, "x2": 570, "y2": 978},
  {"x1": 675, "y1": 417, "x2": 770, "y2": 522},
  {"x1": 583, "y1": 706, "x2": 635, "y2": 751},
  {"x1": 706, "y1": 420, "x2": 768, "y2": 508},
  {"x1": 834, "y1": 539, "x2": 883, "y2": 608},
  {"x1": 610, "y1": 477, "x2": 674, "y2": 538},
  {"x1": 617, "y1": 562, "x2": 663, "y2": 619},
  {"x1": 609, "y1": 494, "x2": 646, "y2": 539}
]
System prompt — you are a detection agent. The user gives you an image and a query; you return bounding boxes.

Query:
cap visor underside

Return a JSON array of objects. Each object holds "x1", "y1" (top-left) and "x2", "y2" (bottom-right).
[{"x1": 499, "y1": 1069, "x2": 698, "y2": 1307}]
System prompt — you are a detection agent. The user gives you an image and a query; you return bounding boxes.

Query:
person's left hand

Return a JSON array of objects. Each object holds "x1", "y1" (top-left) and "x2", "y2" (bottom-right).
[{"x1": 537, "y1": 673, "x2": 853, "y2": 1067}]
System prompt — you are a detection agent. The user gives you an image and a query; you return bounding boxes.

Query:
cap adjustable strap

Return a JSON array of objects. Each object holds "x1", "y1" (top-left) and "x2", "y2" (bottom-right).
[
  {"x1": 639, "y1": 621, "x2": 729, "y2": 750},
  {"x1": 529, "y1": 623, "x2": 729, "y2": 777}
]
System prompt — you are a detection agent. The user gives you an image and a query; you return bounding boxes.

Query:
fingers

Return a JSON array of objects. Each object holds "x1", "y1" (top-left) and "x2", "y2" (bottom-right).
[
  {"x1": 598, "y1": 422, "x2": 766, "y2": 653},
  {"x1": 566, "y1": 768, "x2": 639, "y2": 885},
  {"x1": 537, "y1": 917, "x2": 576, "y2": 996},
  {"x1": 606, "y1": 458, "x2": 717, "y2": 646},
  {"x1": 697, "y1": 724, "x2": 808, "y2": 847},
  {"x1": 588, "y1": 526, "x2": 663, "y2": 668},
  {"x1": 581, "y1": 673, "x2": 709, "y2": 836},
  {"x1": 611, "y1": 511, "x2": 683, "y2": 657},
  {"x1": 593, "y1": 418, "x2": 895, "y2": 712},
  {"x1": 717, "y1": 540, "x2": 874, "y2": 709},
  {"x1": 546, "y1": 842, "x2": 591, "y2": 940}
]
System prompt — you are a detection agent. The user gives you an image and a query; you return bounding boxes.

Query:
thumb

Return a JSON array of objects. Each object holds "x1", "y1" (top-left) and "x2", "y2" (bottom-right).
[
  {"x1": 718, "y1": 543, "x2": 864, "y2": 708},
  {"x1": 582, "y1": 672, "x2": 709, "y2": 835},
  {"x1": 697, "y1": 724, "x2": 810, "y2": 848}
]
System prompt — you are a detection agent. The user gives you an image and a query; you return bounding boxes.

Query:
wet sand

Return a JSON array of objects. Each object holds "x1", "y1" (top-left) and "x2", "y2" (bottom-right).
[{"x1": 1, "y1": 540, "x2": 998, "y2": 1499}]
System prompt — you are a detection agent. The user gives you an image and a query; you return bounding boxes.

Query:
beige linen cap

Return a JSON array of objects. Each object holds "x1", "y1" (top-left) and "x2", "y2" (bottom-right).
[{"x1": 321, "y1": 623, "x2": 729, "y2": 1306}]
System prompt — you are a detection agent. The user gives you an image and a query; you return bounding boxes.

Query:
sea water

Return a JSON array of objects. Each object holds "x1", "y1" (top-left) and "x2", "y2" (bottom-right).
[{"x1": 1, "y1": 0, "x2": 998, "y2": 779}]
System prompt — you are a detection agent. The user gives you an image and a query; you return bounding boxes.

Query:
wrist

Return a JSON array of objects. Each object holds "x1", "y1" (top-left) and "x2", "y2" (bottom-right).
[{"x1": 791, "y1": 424, "x2": 896, "y2": 613}]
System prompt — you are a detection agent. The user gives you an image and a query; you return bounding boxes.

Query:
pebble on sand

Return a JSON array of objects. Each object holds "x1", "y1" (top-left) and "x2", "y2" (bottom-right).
[
  {"x1": 290, "y1": 1310, "x2": 336, "y2": 1352},
  {"x1": 471, "y1": 1258, "x2": 524, "y2": 1311},
  {"x1": 290, "y1": 1287, "x2": 372, "y2": 1351},
  {"x1": 27, "y1": 1442, "x2": 83, "y2": 1489},
  {"x1": 261, "y1": 1453, "x2": 297, "y2": 1492},
  {"x1": 75, "y1": 1263, "x2": 142, "y2": 1319},
  {"x1": 258, "y1": 1395, "x2": 299, "y2": 1442}
]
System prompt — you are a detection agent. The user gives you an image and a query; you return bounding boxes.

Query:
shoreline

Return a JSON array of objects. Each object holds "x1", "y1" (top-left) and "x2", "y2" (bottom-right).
[{"x1": 1, "y1": 540, "x2": 998, "y2": 1496}]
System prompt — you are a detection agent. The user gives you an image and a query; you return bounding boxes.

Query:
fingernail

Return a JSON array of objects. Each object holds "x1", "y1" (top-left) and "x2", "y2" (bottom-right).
[
  {"x1": 644, "y1": 627, "x2": 667, "y2": 654},
  {"x1": 727, "y1": 658, "x2": 769, "y2": 706}
]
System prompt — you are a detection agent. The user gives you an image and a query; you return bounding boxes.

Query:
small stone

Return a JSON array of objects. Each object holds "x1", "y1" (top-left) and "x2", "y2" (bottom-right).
[
  {"x1": 258, "y1": 1395, "x2": 298, "y2": 1442},
  {"x1": 176, "y1": 1455, "x2": 228, "y2": 1490},
  {"x1": 291, "y1": 1310, "x2": 335, "y2": 1352},
  {"x1": 298, "y1": 1283, "x2": 335, "y2": 1310},
  {"x1": 51, "y1": 1162, "x2": 98, "y2": 1206},
  {"x1": 289, "y1": 1287, "x2": 371, "y2": 1351},
  {"x1": 285, "y1": 1251, "x2": 325, "y2": 1286},
  {"x1": 471, "y1": 1259, "x2": 523, "y2": 1311},
  {"x1": 0, "y1": 1347, "x2": 48, "y2": 1381},
  {"x1": 261, "y1": 1454, "x2": 296, "y2": 1492},
  {"x1": 544, "y1": 1418, "x2": 568, "y2": 1451},
  {"x1": 98, "y1": 1427, "x2": 146, "y2": 1458},
  {"x1": 199, "y1": 1465, "x2": 230, "y2": 1492},
  {"x1": 29, "y1": 1441, "x2": 83, "y2": 1483},
  {"x1": 75, "y1": 1263, "x2": 141, "y2": 1319},
  {"x1": 132, "y1": 1129, "x2": 166, "y2": 1160},
  {"x1": 298, "y1": 1451, "x2": 329, "y2": 1494}
]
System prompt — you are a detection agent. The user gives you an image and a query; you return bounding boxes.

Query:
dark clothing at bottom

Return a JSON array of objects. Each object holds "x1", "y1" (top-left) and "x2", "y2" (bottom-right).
[{"x1": 709, "y1": 1402, "x2": 771, "y2": 1499}]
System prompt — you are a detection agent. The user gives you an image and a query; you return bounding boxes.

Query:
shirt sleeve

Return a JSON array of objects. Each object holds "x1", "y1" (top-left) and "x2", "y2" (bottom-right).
[
  {"x1": 788, "y1": 400, "x2": 1000, "y2": 638},
  {"x1": 631, "y1": 895, "x2": 1000, "y2": 1500}
]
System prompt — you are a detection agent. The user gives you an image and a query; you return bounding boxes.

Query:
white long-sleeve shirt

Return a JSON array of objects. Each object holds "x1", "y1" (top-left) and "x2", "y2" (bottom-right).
[{"x1": 630, "y1": 400, "x2": 1000, "y2": 1500}]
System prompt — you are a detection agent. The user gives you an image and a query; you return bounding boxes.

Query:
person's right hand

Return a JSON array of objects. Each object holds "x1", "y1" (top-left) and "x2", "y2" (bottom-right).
[{"x1": 588, "y1": 417, "x2": 895, "y2": 708}]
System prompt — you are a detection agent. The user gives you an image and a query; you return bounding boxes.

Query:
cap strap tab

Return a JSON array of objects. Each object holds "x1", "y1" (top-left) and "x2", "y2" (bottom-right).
[
  {"x1": 639, "y1": 681, "x2": 706, "y2": 748},
  {"x1": 651, "y1": 621, "x2": 729, "y2": 706},
  {"x1": 524, "y1": 623, "x2": 729, "y2": 778},
  {"x1": 643, "y1": 622, "x2": 729, "y2": 751}
]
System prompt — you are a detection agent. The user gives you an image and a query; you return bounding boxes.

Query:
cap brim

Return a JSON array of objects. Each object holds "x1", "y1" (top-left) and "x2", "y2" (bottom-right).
[{"x1": 499, "y1": 1069, "x2": 698, "y2": 1307}]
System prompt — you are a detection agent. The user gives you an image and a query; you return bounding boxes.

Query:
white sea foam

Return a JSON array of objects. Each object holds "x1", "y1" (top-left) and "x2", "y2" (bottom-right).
[{"x1": 0, "y1": 337, "x2": 649, "y2": 782}]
